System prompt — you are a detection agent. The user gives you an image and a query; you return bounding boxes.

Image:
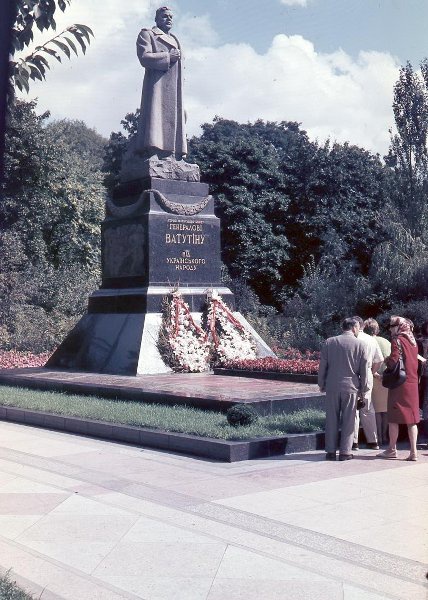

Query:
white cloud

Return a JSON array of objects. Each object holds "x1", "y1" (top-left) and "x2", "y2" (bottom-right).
[
  {"x1": 183, "y1": 34, "x2": 399, "y2": 154},
  {"x1": 21, "y1": 8, "x2": 399, "y2": 155}
]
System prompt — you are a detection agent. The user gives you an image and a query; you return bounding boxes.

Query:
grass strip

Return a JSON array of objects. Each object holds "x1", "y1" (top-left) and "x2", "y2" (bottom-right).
[
  {"x1": 0, "y1": 385, "x2": 325, "y2": 441},
  {"x1": 0, "y1": 572, "x2": 34, "y2": 600}
]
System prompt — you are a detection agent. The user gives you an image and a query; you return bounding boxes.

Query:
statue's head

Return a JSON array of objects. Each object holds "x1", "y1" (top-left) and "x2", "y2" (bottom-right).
[{"x1": 155, "y1": 6, "x2": 173, "y2": 33}]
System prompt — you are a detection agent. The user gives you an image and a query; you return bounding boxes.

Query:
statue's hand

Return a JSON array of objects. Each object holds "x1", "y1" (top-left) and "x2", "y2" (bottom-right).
[{"x1": 170, "y1": 48, "x2": 181, "y2": 63}]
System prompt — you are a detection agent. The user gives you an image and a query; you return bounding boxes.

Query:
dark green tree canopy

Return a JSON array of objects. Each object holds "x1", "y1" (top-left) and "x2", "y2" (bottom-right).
[
  {"x1": 187, "y1": 118, "x2": 387, "y2": 305},
  {"x1": 46, "y1": 118, "x2": 107, "y2": 170},
  {"x1": 2, "y1": 99, "x2": 105, "y2": 268},
  {"x1": 0, "y1": 99, "x2": 106, "y2": 351}
]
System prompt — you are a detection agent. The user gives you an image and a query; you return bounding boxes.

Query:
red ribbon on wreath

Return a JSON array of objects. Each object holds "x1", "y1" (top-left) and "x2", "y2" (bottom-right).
[
  {"x1": 208, "y1": 297, "x2": 244, "y2": 347},
  {"x1": 172, "y1": 295, "x2": 205, "y2": 339}
]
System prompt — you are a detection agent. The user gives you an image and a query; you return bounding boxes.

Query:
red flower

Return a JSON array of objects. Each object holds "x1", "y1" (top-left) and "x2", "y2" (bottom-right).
[
  {"x1": 223, "y1": 354, "x2": 319, "y2": 374},
  {"x1": 0, "y1": 351, "x2": 52, "y2": 369}
]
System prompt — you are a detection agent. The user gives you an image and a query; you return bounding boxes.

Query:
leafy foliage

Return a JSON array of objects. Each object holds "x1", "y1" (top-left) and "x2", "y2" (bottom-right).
[
  {"x1": 3, "y1": 100, "x2": 106, "y2": 268},
  {"x1": 368, "y1": 60, "x2": 428, "y2": 313},
  {"x1": 188, "y1": 119, "x2": 295, "y2": 304},
  {"x1": 9, "y1": 1, "x2": 93, "y2": 98},
  {"x1": 0, "y1": 100, "x2": 106, "y2": 351},
  {"x1": 187, "y1": 118, "x2": 387, "y2": 305},
  {"x1": 46, "y1": 119, "x2": 107, "y2": 170},
  {"x1": 102, "y1": 110, "x2": 140, "y2": 192}
]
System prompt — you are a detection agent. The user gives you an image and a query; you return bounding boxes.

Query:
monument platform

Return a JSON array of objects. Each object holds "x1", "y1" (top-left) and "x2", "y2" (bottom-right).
[{"x1": 0, "y1": 368, "x2": 324, "y2": 416}]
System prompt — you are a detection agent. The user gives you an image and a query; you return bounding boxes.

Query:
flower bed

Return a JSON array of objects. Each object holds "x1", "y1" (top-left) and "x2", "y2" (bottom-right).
[
  {"x1": 222, "y1": 354, "x2": 319, "y2": 375},
  {"x1": 274, "y1": 347, "x2": 320, "y2": 361},
  {"x1": 0, "y1": 351, "x2": 51, "y2": 369}
]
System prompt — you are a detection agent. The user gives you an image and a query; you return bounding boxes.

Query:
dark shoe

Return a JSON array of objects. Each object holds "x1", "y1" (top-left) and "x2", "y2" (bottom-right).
[
  {"x1": 339, "y1": 454, "x2": 353, "y2": 461},
  {"x1": 366, "y1": 442, "x2": 380, "y2": 450},
  {"x1": 325, "y1": 452, "x2": 337, "y2": 461},
  {"x1": 352, "y1": 443, "x2": 359, "y2": 451}
]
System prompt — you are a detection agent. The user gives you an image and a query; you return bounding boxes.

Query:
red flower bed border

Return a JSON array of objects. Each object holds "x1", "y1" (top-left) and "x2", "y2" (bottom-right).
[
  {"x1": 0, "y1": 351, "x2": 320, "y2": 376},
  {"x1": 0, "y1": 351, "x2": 51, "y2": 370},
  {"x1": 221, "y1": 356, "x2": 319, "y2": 375}
]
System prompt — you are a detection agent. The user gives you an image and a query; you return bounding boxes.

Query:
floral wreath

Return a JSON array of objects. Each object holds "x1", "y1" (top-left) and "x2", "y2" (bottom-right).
[
  {"x1": 157, "y1": 289, "x2": 210, "y2": 373},
  {"x1": 204, "y1": 290, "x2": 257, "y2": 366},
  {"x1": 158, "y1": 288, "x2": 257, "y2": 372}
]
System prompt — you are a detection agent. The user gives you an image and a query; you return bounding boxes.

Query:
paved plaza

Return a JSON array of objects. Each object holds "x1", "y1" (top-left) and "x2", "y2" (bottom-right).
[{"x1": 0, "y1": 420, "x2": 426, "y2": 600}]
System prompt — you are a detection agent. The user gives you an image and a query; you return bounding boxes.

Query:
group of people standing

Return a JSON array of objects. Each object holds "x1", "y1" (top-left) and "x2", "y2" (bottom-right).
[{"x1": 318, "y1": 315, "x2": 428, "y2": 461}]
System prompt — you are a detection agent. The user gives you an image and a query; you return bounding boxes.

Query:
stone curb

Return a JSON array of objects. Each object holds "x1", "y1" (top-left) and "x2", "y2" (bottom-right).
[
  {"x1": 0, "y1": 405, "x2": 325, "y2": 462},
  {"x1": 213, "y1": 368, "x2": 318, "y2": 384}
]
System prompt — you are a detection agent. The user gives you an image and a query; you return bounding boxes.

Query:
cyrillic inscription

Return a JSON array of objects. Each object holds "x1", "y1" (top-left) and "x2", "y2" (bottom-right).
[{"x1": 165, "y1": 219, "x2": 207, "y2": 271}]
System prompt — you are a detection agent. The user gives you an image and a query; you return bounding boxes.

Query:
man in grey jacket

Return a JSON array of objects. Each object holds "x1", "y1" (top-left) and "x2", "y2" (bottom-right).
[{"x1": 318, "y1": 317, "x2": 370, "y2": 461}]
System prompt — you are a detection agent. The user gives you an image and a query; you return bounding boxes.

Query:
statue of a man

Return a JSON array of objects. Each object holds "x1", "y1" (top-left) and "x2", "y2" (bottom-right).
[{"x1": 135, "y1": 6, "x2": 187, "y2": 159}]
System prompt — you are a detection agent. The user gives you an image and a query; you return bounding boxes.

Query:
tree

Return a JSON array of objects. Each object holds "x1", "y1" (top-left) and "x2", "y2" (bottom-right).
[
  {"x1": 0, "y1": 100, "x2": 106, "y2": 351},
  {"x1": 46, "y1": 118, "x2": 107, "y2": 170},
  {"x1": 102, "y1": 109, "x2": 139, "y2": 192},
  {"x1": 385, "y1": 61, "x2": 428, "y2": 234},
  {"x1": 9, "y1": 1, "x2": 93, "y2": 99},
  {"x1": 369, "y1": 59, "x2": 428, "y2": 311},
  {"x1": 302, "y1": 141, "x2": 388, "y2": 276},
  {"x1": 188, "y1": 118, "x2": 295, "y2": 305},
  {"x1": 187, "y1": 118, "x2": 388, "y2": 304},
  {"x1": 2, "y1": 100, "x2": 105, "y2": 267}
]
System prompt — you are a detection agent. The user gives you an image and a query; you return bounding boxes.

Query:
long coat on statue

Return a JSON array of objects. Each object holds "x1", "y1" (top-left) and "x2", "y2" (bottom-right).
[{"x1": 135, "y1": 26, "x2": 187, "y2": 157}]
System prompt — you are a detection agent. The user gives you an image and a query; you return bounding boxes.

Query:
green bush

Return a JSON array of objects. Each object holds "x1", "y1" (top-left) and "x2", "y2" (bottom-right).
[
  {"x1": 282, "y1": 258, "x2": 372, "y2": 350},
  {"x1": 227, "y1": 404, "x2": 259, "y2": 427},
  {"x1": 0, "y1": 264, "x2": 99, "y2": 352},
  {"x1": 281, "y1": 315, "x2": 325, "y2": 352}
]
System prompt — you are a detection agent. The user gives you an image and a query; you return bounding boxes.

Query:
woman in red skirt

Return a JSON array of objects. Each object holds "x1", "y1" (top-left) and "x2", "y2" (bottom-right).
[{"x1": 378, "y1": 316, "x2": 420, "y2": 461}]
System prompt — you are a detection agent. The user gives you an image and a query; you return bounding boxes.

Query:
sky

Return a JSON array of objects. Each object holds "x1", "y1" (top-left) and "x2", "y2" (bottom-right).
[{"x1": 18, "y1": 0, "x2": 428, "y2": 156}]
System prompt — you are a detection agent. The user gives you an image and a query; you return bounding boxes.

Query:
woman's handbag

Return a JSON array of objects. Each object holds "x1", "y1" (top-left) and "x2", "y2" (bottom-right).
[{"x1": 382, "y1": 341, "x2": 406, "y2": 389}]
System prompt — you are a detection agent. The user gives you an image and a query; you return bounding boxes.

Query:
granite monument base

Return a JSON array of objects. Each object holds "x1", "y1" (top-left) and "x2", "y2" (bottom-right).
[
  {"x1": 47, "y1": 171, "x2": 275, "y2": 376},
  {"x1": 47, "y1": 300, "x2": 274, "y2": 376}
]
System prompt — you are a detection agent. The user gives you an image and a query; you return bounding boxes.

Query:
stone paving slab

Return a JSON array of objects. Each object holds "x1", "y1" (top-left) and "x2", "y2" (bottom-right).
[
  {"x1": 0, "y1": 421, "x2": 426, "y2": 600},
  {"x1": 0, "y1": 367, "x2": 325, "y2": 415}
]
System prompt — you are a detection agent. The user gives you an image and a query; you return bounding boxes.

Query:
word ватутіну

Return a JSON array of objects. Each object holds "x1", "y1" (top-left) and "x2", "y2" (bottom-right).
[{"x1": 165, "y1": 233, "x2": 205, "y2": 244}]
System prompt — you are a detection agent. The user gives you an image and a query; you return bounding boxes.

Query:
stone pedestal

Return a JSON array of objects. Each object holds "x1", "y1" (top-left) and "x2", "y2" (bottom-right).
[
  {"x1": 47, "y1": 175, "x2": 275, "y2": 376},
  {"x1": 100, "y1": 177, "x2": 225, "y2": 297}
]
